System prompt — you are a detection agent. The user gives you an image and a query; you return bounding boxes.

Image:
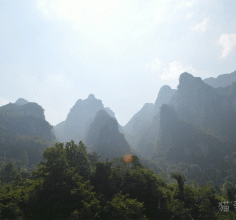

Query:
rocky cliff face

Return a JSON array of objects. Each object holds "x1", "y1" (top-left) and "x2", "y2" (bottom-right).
[{"x1": 85, "y1": 110, "x2": 131, "y2": 161}]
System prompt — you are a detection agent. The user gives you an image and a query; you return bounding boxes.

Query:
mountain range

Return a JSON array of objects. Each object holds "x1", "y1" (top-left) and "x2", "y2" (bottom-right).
[
  {"x1": 203, "y1": 70, "x2": 236, "y2": 88},
  {"x1": 1, "y1": 70, "x2": 236, "y2": 169}
]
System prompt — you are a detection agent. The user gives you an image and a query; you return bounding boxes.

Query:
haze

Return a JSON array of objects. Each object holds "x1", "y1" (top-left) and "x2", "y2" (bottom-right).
[{"x1": 1, "y1": 0, "x2": 236, "y2": 126}]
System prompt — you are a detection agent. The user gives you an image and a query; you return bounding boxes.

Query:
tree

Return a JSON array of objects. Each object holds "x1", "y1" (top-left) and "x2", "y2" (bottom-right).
[
  {"x1": 65, "y1": 141, "x2": 91, "y2": 181},
  {"x1": 121, "y1": 168, "x2": 170, "y2": 219},
  {"x1": 171, "y1": 172, "x2": 187, "y2": 200},
  {"x1": 223, "y1": 182, "x2": 236, "y2": 202},
  {"x1": 0, "y1": 161, "x2": 18, "y2": 184},
  {"x1": 24, "y1": 141, "x2": 98, "y2": 219},
  {"x1": 102, "y1": 192, "x2": 147, "y2": 219},
  {"x1": 91, "y1": 160, "x2": 114, "y2": 200}
]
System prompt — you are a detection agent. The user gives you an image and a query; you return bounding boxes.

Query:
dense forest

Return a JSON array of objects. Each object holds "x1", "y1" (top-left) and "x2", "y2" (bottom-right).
[
  {"x1": 1, "y1": 141, "x2": 236, "y2": 219},
  {"x1": 1, "y1": 71, "x2": 236, "y2": 219}
]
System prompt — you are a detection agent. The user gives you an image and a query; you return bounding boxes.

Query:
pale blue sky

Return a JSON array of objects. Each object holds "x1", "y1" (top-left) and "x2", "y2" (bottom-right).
[{"x1": 0, "y1": 0, "x2": 236, "y2": 126}]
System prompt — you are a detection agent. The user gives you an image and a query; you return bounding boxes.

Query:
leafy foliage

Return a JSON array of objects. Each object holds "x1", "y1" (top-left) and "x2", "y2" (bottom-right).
[{"x1": 0, "y1": 140, "x2": 236, "y2": 219}]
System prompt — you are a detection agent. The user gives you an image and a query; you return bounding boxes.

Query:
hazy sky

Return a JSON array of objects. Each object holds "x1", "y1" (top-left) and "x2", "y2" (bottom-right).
[{"x1": 1, "y1": 0, "x2": 236, "y2": 126}]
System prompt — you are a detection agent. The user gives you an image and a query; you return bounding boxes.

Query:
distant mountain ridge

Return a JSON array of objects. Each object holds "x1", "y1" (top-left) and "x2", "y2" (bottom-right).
[
  {"x1": 204, "y1": 70, "x2": 236, "y2": 88},
  {"x1": 127, "y1": 70, "x2": 236, "y2": 160},
  {"x1": 153, "y1": 85, "x2": 176, "y2": 115},
  {"x1": 169, "y1": 72, "x2": 236, "y2": 143},
  {"x1": 124, "y1": 103, "x2": 154, "y2": 132},
  {"x1": 1, "y1": 101, "x2": 45, "y2": 120},
  {"x1": 0, "y1": 99, "x2": 55, "y2": 165},
  {"x1": 152, "y1": 103, "x2": 236, "y2": 166},
  {"x1": 0, "y1": 101, "x2": 55, "y2": 142},
  {"x1": 122, "y1": 84, "x2": 176, "y2": 158},
  {"x1": 54, "y1": 94, "x2": 116, "y2": 143}
]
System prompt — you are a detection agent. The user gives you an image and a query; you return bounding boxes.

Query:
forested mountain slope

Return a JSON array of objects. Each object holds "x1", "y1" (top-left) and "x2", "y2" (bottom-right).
[
  {"x1": 54, "y1": 94, "x2": 116, "y2": 143},
  {"x1": 169, "y1": 72, "x2": 236, "y2": 143},
  {"x1": 0, "y1": 101, "x2": 54, "y2": 142},
  {"x1": 122, "y1": 103, "x2": 154, "y2": 149},
  {"x1": 85, "y1": 110, "x2": 131, "y2": 161},
  {"x1": 129, "y1": 72, "x2": 236, "y2": 162},
  {"x1": 1, "y1": 140, "x2": 236, "y2": 220},
  {"x1": 0, "y1": 100, "x2": 55, "y2": 166},
  {"x1": 153, "y1": 104, "x2": 236, "y2": 166},
  {"x1": 123, "y1": 85, "x2": 176, "y2": 152}
]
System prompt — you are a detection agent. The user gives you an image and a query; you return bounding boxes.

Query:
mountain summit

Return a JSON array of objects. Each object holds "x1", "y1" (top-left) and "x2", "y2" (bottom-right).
[
  {"x1": 0, "y1": 101, "x2": 55, "y2": 142},
  {"x1": 15, "y1": 98, "x2": 29, "y2": 106},
  {"x1": 169, "y1": 72, "x2": 236, "y2": 143},
  {"x1": 54, "y1": 94, "x2": 115, "y2": 143},
  {"x1": 154, "y1": 85, "x2": 176, "y2": 115}
]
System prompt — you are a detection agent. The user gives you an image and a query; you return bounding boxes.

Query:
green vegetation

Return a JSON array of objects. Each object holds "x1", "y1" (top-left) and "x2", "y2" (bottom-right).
[
  {"x1": 85, "y1": 110, "x2": 132, "y2": 161},
  {"x1": 0, "y1": 103, "x2": 55, "y2": 142},
  {"x1": 1, "y1": 72, "x2": 236, "y2": 219},
  {"x1": 1, "y1": 141, "x2": 236, "y2": 219}
]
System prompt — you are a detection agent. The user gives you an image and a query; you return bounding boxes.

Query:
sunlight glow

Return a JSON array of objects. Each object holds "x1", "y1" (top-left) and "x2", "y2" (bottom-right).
[{"x1": 124, "y1": 154, "x2": 133, "y2": 163}]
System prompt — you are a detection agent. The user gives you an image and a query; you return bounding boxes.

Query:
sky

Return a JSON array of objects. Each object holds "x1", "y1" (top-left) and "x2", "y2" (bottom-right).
[{"x1": 0, "y1": 0, "x2": 236, "y2": 126}]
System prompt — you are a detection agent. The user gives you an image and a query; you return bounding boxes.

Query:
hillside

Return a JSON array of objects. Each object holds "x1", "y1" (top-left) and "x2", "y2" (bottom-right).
[
  {"x1": 0, "y1": 102, "x2": 54, "y2": 142},
  {"x1": 153, "y1": 104, "x2": 235, "y2": 165},
  {"x1": 169, "y1": 72, "x2": 236, "y2": 143},
  {"x1": 0, "y1": 100, "x2": 55, "y2": 166},
  {"x1": 54, "y1": 94, "x2": 116, "y2": 143},
  {"x1": 85, "y1": 110, "x2": 132, "y2": 161}
]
